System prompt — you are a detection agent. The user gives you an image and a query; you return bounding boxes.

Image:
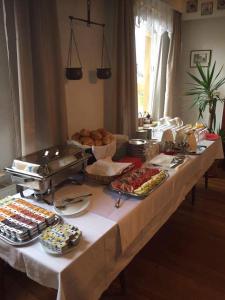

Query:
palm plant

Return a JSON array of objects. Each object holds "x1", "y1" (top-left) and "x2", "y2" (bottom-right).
[{"x1": 186, "y1": 61, "x2": 225, "y2": 132}]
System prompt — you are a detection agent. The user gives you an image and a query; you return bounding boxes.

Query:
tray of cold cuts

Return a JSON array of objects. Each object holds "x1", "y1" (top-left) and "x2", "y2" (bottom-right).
[{"x1": 110, "y1": 167, "x2": 168, "y2": 198}]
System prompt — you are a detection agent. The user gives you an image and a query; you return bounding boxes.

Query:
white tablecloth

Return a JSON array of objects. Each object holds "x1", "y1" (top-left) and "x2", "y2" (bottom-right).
[{"x1": 0, "y1": 139, "x2": 223, "y2": 300}]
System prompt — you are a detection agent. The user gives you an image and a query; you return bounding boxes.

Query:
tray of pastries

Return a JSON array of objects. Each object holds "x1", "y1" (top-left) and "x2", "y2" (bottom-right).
[
  {"x1": 110, "y1": 167, "x2": 168, "y2": 197},
  {"x1": 0, "y1": 197, "x2": 61, "y2": 246}
]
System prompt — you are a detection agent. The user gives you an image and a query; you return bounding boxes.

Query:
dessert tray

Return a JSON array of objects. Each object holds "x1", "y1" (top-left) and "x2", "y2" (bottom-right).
[
  {"x1": 0, "y1": 197, "x2": 61, "y2": 246},
  {"x1": 40, "y1": 223, "x2": 82, "y2": 255},
  {"x1": 110, "y1": 167, "x2": 169, "y2": 198}
]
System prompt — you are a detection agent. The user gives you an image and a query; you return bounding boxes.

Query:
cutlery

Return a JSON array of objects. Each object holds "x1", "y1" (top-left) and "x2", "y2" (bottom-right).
[
  {"x1": 55, "y1": 193, "x2": 92, "y2": 209},
  {"x1": 115, "y1": 192, "x2": 121, "y2": 208}
]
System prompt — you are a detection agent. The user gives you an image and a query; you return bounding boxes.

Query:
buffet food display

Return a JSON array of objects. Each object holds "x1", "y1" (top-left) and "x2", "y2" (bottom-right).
[
  {"x1": 111, "y1": 167, "x2": 168, "y2": 197},
  {"x1": 0, "y1": 121, "x2": 211, "y2": 253},
  {"x1": 0, "y1": 197, "x2": 60, "y2": 245}
]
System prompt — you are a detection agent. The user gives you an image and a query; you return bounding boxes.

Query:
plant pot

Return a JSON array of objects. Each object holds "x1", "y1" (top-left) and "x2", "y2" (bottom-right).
[
  {"x1": 96, "y1": 68, "x2": 111, "y2": 79},
  {"x1": 66, "y1": 67, "x2": 83, "y2": 80}
]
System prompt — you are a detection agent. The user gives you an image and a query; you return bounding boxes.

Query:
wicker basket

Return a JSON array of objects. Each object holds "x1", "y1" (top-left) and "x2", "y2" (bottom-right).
[
  {"x1": 84, "y1": 164, "x2": 134, "y2": 185},
  {"x1": 84, "y1": 172, "x2": 119, "y2": 185}
]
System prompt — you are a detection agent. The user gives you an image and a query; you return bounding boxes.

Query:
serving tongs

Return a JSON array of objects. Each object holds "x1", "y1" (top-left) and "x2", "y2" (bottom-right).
[
  {"x1": 169, "y1": 155, "x2": 185, "y2": 168},
  {"x1": 55, "y1": 193, "x2": 92, "y2": 209}
]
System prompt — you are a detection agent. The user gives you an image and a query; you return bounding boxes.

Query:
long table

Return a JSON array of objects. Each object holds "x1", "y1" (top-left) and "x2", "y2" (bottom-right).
[{"x1": 0, "y1": 139, "x2": 223, "y2": 300}]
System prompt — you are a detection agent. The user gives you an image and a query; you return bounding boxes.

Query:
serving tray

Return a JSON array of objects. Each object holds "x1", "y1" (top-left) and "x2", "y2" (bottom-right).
[
  {"x1": 110, "y1": 171, "x2": 169, "y2": 199},
  {"x1": 40, "y1": 231, "x2": 82, "y2": 256},
  {"x1": 0, "y1": 214, "x2": 62, "y2": 246}
]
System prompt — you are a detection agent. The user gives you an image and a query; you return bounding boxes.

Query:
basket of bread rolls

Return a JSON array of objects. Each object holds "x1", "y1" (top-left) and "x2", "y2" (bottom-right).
[
  {"x1": 71, "y1": 128, "x2": 132, "y2": 184},
  {"x1": 71, "y1": 128, "x2": 115, "y2": 147}
]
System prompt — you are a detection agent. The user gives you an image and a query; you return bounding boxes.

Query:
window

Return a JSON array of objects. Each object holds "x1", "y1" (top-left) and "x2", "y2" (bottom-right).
[
  {"x1": 134, "y1": 0, "x2": 173, "y2": 120},
  {"x1": 135, "y1": 25, "x2": 151, "y2": 114}
]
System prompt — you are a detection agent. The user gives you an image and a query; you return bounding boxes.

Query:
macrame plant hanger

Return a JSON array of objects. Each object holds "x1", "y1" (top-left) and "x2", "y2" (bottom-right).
[{"x1": 66, "y1": 17, "x2": 83, "y2": 80}]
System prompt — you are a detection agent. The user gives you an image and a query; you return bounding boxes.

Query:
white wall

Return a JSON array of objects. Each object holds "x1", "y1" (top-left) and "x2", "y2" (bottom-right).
[
  {"x1": 179, "y1": 17, "x2": 225, "y2": 129},
  {"x1": 57, "y1": 0, "x2": 105, "y2": 138}
]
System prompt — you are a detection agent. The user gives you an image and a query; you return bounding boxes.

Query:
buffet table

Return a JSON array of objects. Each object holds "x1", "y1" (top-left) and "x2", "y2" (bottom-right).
[{"x1": 0, "y1": 139, "x2": 223, "y2": 300}]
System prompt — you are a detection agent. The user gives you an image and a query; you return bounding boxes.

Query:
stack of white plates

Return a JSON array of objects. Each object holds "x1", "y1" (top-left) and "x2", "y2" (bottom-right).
[{"x1": 127, "y1": 139, "x2": 147, "y2": 160}]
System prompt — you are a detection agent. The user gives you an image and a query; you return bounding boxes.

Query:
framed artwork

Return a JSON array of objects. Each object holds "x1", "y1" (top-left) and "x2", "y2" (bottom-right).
[
  {"x1": 201, "y1": 1, "x2": 213, "y2": 15},
  {"x1": 186, "y1": 0, "x2": 198, "y2": 13},
  {"x1": 190, "y1": 50, "x2": 212, "y2": 68},
  {"x1": 217, "y1": 0, "x2": 225, "y2": 9}
]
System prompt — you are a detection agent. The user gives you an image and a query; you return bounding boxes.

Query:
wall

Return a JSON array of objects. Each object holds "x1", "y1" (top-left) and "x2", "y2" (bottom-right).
[
  {"x1": 56, "y1": 0, "x2": 105, "y2": 138},
  {"x1": 179, "y1": 16, "x2": 225, "y2": 128},
  {"x1": 166, "y1": 0, "x2": 185, "y2": 12}
]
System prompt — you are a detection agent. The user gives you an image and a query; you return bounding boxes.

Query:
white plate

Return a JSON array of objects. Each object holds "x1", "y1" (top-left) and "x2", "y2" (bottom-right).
[{"x1": 54, "y1": 198, "x2": 90, "y2": 216}]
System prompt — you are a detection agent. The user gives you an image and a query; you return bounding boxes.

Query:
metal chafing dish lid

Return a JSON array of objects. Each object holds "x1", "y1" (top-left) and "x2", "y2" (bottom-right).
[
  {"x1": 128, "y1": 139, "x2": 147, "y2": 146},
  {"x1": 6, "y1": 144, "x2": 86, "y2": 178}
]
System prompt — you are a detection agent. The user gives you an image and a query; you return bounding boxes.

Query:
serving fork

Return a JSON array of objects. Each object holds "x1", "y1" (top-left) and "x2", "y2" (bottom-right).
[{"x1": 55, "y1": 193, "x2": 92, "y2": 209}]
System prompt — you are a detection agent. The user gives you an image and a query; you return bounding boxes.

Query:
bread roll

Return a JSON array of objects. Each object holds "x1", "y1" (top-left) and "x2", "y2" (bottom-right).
[
  {"x1": 94, "y1": 139, "x2": 103, "y2": 146},
  {"x1": 102, "y1": 135, "x2": 112, "y2": 145},
  {"x1": 91, "y1": 130, "x2": 102, "y2": 140},
  {"x1": 80, "y1": 136, "x2": 94, "y2": 146},
  {"x1": 71, "y1": 132, "x2": 80, "y2": 142},
  {"x1": 80, "y1": 128, "x2": 90, "y2": 137},
  {"x1": 97, "y1": 128, "x2": 108, "y2": 137}
]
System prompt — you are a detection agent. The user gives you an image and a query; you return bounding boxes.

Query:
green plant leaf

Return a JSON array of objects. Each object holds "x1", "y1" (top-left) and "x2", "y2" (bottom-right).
[
  {"x1": 186, "y1": 60, "x2": 225, "y2": 130},
  {"x1": 187, "y1": 72, "x2": 207, "y2": 88},
  {"x1": 196, "y1": 63, "x2": 208, "y2": 87},
  {"x1": 213, "y1": 64, "x2": 224, "y2": 83},
  {"x1": 208, "y1": 61, "x2": 216, "y2": 86}
]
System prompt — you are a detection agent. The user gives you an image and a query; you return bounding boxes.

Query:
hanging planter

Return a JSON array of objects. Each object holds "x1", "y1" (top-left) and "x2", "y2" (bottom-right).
[
  {"x1": 96, "y1": 26, "x2": 111, "y2": 79},
  {"x1": 66, "y1": 18, "x2": 83, "y2": 80}
]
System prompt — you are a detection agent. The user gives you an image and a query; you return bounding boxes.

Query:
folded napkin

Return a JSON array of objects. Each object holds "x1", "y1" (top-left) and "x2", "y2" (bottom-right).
[
  {"x1": 86, "y1": 157, "x2": 132, "y2": 177},
  {"x1": 149, "y1": 153, "x2": 189, "y2": 170},
  {"x1": 150, "y1": 154, "x2": 174, "y2": 168},
  {"x1": 91, "y1": 140, "x2": 116, "y2": 160}
]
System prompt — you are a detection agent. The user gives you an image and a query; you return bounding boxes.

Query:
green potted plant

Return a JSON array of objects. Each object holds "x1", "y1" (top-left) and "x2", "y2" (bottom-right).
[{"x1": 186, "y1": 61, "x2": 225, "y2": 132}]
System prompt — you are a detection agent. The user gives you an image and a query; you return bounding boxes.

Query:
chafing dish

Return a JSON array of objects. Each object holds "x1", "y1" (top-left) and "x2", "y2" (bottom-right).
[{"x1": 5, "y1": 144, "x2": 90, "y2": 204}]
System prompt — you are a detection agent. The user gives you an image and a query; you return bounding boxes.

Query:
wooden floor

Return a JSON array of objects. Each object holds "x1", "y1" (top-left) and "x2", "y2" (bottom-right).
[{"x1": 1, "y1": 174, "x2": 225, "y2": 300}]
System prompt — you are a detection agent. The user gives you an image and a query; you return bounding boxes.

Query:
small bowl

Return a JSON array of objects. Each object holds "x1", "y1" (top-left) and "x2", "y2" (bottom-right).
[
  {"x1": 66, "y1": 67, "x2": 83, "y2": 80},
  {"x1": 96, "y1": 68, "x2": 111, "y2": 79}
]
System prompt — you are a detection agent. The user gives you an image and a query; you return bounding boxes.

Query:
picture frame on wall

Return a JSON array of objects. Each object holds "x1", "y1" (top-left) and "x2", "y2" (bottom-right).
[
  {"x1": 190, "y1": 50, "x2": 212, "y2": 68},
  {"x1": 186, "y1": 0, "x2": 198, "y2": 13},
  {"x1": 201, "y1": 1, "x2": 213, "y2": 15},
  {"x1": 217, "y1": 0, "x2": 225, "y2": 9}
]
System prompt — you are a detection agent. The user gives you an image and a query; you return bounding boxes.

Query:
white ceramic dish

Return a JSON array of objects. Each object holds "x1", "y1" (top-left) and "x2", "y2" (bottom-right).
[{"x1": 54, "y1": 198, "x2": 90, "y2": 216}]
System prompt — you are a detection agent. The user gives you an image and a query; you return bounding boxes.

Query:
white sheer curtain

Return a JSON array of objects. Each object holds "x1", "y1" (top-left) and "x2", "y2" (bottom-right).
[
  {"x1": 134, "y1": 0, "x2": 173, "y2": 120},
  {"x1": 134, "y1": 0, "x2": 173, "y2": 35}
]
